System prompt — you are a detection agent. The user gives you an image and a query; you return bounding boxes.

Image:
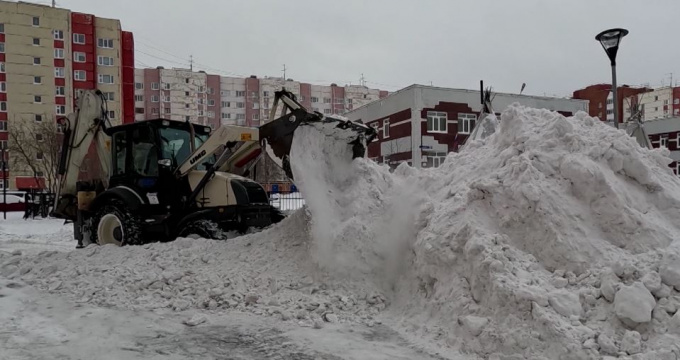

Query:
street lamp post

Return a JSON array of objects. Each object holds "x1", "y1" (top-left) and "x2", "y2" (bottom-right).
[{"x1": 596, "y1": 28, "x2": 629, "y2": 129}]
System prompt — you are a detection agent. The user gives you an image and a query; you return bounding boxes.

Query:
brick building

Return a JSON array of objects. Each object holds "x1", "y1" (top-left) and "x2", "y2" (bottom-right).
[
  {"x1": 572, "y1": 84, "x2": 650, "y2": 124},
  {"x1": 623, "y1": 86, "x2": 680, "y2": 121},
  {"x1": 0, "y1": 1, "x2": 134, "y2": 190},
  {"x1": 345, "y1": 85, "x2": 588, "y2": 169}
]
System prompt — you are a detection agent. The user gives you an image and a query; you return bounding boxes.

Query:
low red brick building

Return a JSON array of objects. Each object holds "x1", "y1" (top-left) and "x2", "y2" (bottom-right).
[{"x1": 345, "y1": 85, "x2": 588, "y2": 169}]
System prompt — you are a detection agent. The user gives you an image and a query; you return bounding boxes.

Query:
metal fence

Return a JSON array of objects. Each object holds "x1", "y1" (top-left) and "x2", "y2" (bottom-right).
[{"x1": 269, "y1": 191, "x2": 306, "y2": 212}]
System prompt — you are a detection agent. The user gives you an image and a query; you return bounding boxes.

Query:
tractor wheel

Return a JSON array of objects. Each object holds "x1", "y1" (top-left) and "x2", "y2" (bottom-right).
[
  {"x1": 271, "y1": 206, "x2": 286, "y2": 224},
  {"x1": 91, "y1": 199, "x2": 143, "y2": 246},
  {"x1": 179, "y1": 219, "x2": 226, "y2": 240}
]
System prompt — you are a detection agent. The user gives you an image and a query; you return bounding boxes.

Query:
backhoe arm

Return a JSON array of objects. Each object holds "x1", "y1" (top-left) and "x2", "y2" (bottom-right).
[{"x1": 52, "y1": 90, "x2": 112, "y2": 220}]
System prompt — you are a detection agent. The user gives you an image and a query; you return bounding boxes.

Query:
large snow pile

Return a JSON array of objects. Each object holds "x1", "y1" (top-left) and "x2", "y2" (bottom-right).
[
  {"x1": 4, "y1": 104, "x2": 680, "y2": 359},
  {"x1": 288, "y1": 105, "x2": 680, "y2": 359}
]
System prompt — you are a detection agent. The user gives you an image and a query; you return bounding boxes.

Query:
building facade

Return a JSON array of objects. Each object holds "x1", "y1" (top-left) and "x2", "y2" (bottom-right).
[
  {"x1": 635, "y1": 116, "x2": 680, "y2": 175},
  {"x1": 623, "y1": 86, "x2": 680, "y2": 122},
  {"x1": 345, "y1": 85, "x2": 588, "y2": 169},
  {"x1": 134, "y1": 69, "x2": 388, "y2": 128},
  {"x1": 0, "y1": 1, "x2": 134, "y2": 190},
  {"x1": 572, "y1": 84, "x2": 649, "y2": 124}
]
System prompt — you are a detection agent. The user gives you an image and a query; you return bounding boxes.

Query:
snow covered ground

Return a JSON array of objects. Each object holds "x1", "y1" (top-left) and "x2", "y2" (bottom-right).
[{"x1": 3, "y1": 103, "x2": 680, "y2": 359}]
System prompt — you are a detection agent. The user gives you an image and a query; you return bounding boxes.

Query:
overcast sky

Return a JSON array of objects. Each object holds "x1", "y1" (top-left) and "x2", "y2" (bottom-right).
[{"x1": 54, "y1": 0, "x2": 679, "y2": 97}]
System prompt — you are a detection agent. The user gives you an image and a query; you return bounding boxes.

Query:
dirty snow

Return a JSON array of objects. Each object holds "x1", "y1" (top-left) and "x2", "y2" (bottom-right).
[{"x1": 4, "y1": 103, "x2": 680, "y2": 359}]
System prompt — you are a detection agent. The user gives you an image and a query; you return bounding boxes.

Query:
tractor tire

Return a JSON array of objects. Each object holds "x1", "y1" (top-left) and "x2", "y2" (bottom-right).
[
  {"x1": 90, "y1": 199, "x2": 143, "y2": 246},
  {"x1": 179, "y1": 219, "x2": 226, "y2": 240},
  {"x1": 271, "y1": 206, "x2": 286, "y2": 224}
]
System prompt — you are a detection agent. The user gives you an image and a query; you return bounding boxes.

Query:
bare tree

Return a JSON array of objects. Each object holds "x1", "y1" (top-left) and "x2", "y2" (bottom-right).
[{"x1": 8, "y1": 116, "x2": 61, "y2": 193}]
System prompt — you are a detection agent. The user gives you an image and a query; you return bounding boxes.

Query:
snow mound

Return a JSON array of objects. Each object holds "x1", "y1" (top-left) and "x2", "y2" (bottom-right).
[
  {"x1": 2, "y1": 209, "x2": 386, "y2": 327},
  {"x1": 288, "y1": 104, "x2": 680, "y2": 358}
]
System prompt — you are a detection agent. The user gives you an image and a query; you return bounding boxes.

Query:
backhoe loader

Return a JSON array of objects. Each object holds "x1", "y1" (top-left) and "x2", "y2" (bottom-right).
[{"x1": 51, "y1": 89, "x2": 376, "y2": 248}]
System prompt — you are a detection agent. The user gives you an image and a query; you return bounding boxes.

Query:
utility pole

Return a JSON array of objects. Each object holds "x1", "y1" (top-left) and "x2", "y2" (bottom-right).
[
  {"x1": 360, "y1": 73, "x2": 366, "y2": 87},
  {"x1": 189, "y1": 55, "x2": 193, "y2": 71},
  {"x1": 282, "y1": 64, "x2": 287, "y2": 80},
  {"x1": 2, "y1": 146, "x2": 6, "y2": 220},
  {"x1": 52, "y1": 0, "x2": 55, "y2": 7}
]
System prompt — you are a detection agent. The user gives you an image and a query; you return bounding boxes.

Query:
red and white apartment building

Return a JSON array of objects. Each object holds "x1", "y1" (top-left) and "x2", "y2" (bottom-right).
[
  {"x1": 0, "y1": 0, "x2": 134, "y2": 190},
  {"x1": 133, "y1": 69, "x2": 389, "y2": 129},
  {"x1": 345, "y1": 84, "x2": 588, "y2": 168}
]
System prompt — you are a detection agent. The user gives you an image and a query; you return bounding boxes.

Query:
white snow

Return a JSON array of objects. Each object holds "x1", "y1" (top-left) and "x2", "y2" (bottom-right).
[{"x1": 4, "y1": 103, "x2": 680, "y2": 358}]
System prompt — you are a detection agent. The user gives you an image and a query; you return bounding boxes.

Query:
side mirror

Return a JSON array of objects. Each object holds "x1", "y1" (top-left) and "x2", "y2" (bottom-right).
[{"x1": 158, "y1": 159, "x2": 172, "y2": 167}]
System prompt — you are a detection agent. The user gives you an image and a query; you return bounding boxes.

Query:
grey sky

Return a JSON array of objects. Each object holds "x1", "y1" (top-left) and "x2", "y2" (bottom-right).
[{"x1": 58, "y1": 0, "x2": 680, "y2": 97}]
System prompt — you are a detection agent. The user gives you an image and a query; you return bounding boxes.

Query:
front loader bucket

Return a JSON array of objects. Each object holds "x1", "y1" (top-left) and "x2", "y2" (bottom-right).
[{"x1": 259, "y1": 89, "x2": 377, "y2": 181}]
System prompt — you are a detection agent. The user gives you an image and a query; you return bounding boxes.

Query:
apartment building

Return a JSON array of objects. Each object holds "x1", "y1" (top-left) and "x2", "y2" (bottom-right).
[
  {"x1": 0, "y1": 1, "x2": 134, "y2": 190},
  {"x1": 134, "y1": 69, "x2": 388, "y2": 128},
  {"x1": 623, "y1": 86, "x2": 680, "y2": 121}
]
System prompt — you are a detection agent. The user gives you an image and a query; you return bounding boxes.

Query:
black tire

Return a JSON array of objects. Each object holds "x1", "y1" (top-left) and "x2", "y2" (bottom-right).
[
  {"x1": 90, "y1": 199, "x2": 143, "y2": 246},
  {"x1": 271, "y1": 206, "x2": 286, "y2": 224},
  {"x1": 179, "y1": 219, "x2": 226, "y2": 240}
]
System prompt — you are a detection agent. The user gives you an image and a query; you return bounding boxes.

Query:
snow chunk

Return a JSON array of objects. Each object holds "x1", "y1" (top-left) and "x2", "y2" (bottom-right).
[
  {"x1": 548, "y1": 290, "x2": 582, "y2": 318},
  {"x1": 183, "y1": 314, "x2": 208, "y2": 327},
  {"x1": 660, "y1": 253, "x2": 680, "y2": 290},
  {"x1": 642, "y1": 271, "x2": 662, "y2": 293},
  {"x1": 458, "y1": 315, "x2": 489, "y2": 337},
  {"x1": 621, "y1": 330, "x2": 642, "y2": 355},
  {"x1": 614, "y1": 282, "x2": 656, "y2": 326}
]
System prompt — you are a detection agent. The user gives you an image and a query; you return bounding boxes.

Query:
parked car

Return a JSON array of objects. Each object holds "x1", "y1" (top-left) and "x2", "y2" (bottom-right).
[{"x1": 0, "y1": 194, "x2": 27, "y2": 212}]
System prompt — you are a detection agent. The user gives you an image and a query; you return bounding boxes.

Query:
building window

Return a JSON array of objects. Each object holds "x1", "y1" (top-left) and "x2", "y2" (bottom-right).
[
  {"x1": 236, "y1": 102, "x2": 244, "y2": 108},
  {"x1": 135, "y1": 82, "x2": 144, "y2": 90},
  {"x1": 426, "y1": 111, "x2": 447, "y2": 133},
  {"x1": 150, "y1": 82, "x2": 159, "y2": 90},
  {"x1": 36, "y1": 151, "x2": 44, "y2": 160},
  {"x1": 252, "y1": 113, "x2": 259, "y2": 120},
  {"x1": 55, "y1": 86, "x2": 65, "y2": 96},
  {"x1": 184, "y1": 91, "x2": 190, "y2": 96},
  {"x1": 185, "y1": 104, "x2": 190, "y2": 109},
  {"x1": 53, "y1": 30, "x2": 64, "y2": 40},
  {"x1": 185, "y1": 116, "x2": 190, "y2": 121},
  {"x1": 74, "y1": 52, "x2": 86, "y2": 62},
  {"x1": 97, "y1": 38, "x2": 114, "y2": 48},
  {"x1": 163, "y1": 83, "x2": 170, "y2": 90},
  {"x1": 102, "y1": 92, "x2": 115, "y2": 101},
  {"x1": 0, "y1": 121, "x2": 6, "y2": 131},
  {"x1": 236, "y1": 114, "x2": 245, "y2": 120},
  {"x1": 34, "y1": 95, "x2": 42, "y2": 103},
  {"x1": 0, "y1": 44, "x2": 4, "y2": 53},
  {"x1": 36, "y1": 133, "x2": 43, "y2": 142},
  {"x1": 235, "y1": 91, "x2": 246, "y2": 97},
  {"x1": 207, "y1": 111, "x2": 215, "y2": 118},
  {"x1": 32, "y1": 37, "x2": 40, "y2": 46},
  {"x1": 0, "y1": 63, "x2": 4, "y2": 73},
  {"x1": 427, "y1": 152, "x2": 447, "y2": 168},
  {"x1": 151, "y1": 95, "x2": 159, "y2": 102},
  {"x1": 198, "y1": 98, "x2": 205, "y2": 105},
  {"x1": 222, "y1": 101, "x2": 230, "y2": 107},
  {"x1": 134, "y1": 95, "x2": 144, "y2": 102},
  {"x1": 33, "y1": 76, "x2": 41, "y2": 84},
  {"x1": 655, "y1": 96, "x2": 659, "y2": 101},
  {"x1": 164, "y1": 108, "x2": 170, "y2": 114},
  {"x1": 56, "y1": 105, "x2": 66, "y2": 115},
  {"x1": 458, "y1": 113, "x2": 476, "y2": 134},
  {"x1": 207, "y1": 87, "x2": 214, "y2": 95},
  {"x1": 222, "y1": 113, "x2": 230, "y2": 119},
  {"x1": 54, "y1": 48, "x2": 64, "y2": 58},
  {"x1": 383, "y1": 119, "x2": 390, "y2": 138},
  {"x1": 208, "y1": 99, "x2": 215, "y2": 106},
  {"x1": 33, "y1": 57, "x2": 41, "y2": 65},
  {"x1": 152, "y1": 108, "x2": 159, "y2": 115},
  {"x1": 198, "y1": 110, "x2": 205, "y2": 117},
  {"x1": 32, "y1": 16, "x2": 40, "y2": 26},
  {"x1": 606, "y1": 109, "x2": 613, "y2": 115},
  {"x1": 97, "y1": 56, "x2": 113, "y2": 66},
  {"x1": 661, "y1": 135, "x2": 669, "y2": 148},
  {"x1": 664, "y1": 100, "x2": 670, "y2": 105},
  {"x1": 0, "y1": 102, "x2": 6, "y2": 111},
  {"x1": 135, "y1": 107, "x2": 144, "y2": 114},
  {"x1": 35, "y1": 114, "x2": 42, "y2": 122},
  {"x1": 108, "y1": 111, "x2": 115, "y2": 119},
  {"x1": 74, "y1": 70, "x2": 87, "y2": 81},
  {"x1": 0, "y1": 24, "x2": 4, "y2": 33},
  {"x1": 324, "y1": 109, "x2": 331, "y2": 114},
  {"x1": 0, "y1": 82, "x2": 5, "y2": 92},
  {"x1": 221, "y1": 90, "x2": 230, "y2": 96},
  {"x1": 73, "y1": 34, "x2": 86, "y2": 44},
  {"x1": 675, "y1": 98, "x2": 679, "y2": 105},
  {"x1": 98, "y1": 74, "x2": 114, "y2": 84},
  {"x1": 0, "y1": 140, "x2": 6, "y2": 149},
  {"x1": 323, "y1": 98, "x2": 331, "y2": 103},
  {"x1": 54, "y1": 67, "x2": 65, "y2": 78}
]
